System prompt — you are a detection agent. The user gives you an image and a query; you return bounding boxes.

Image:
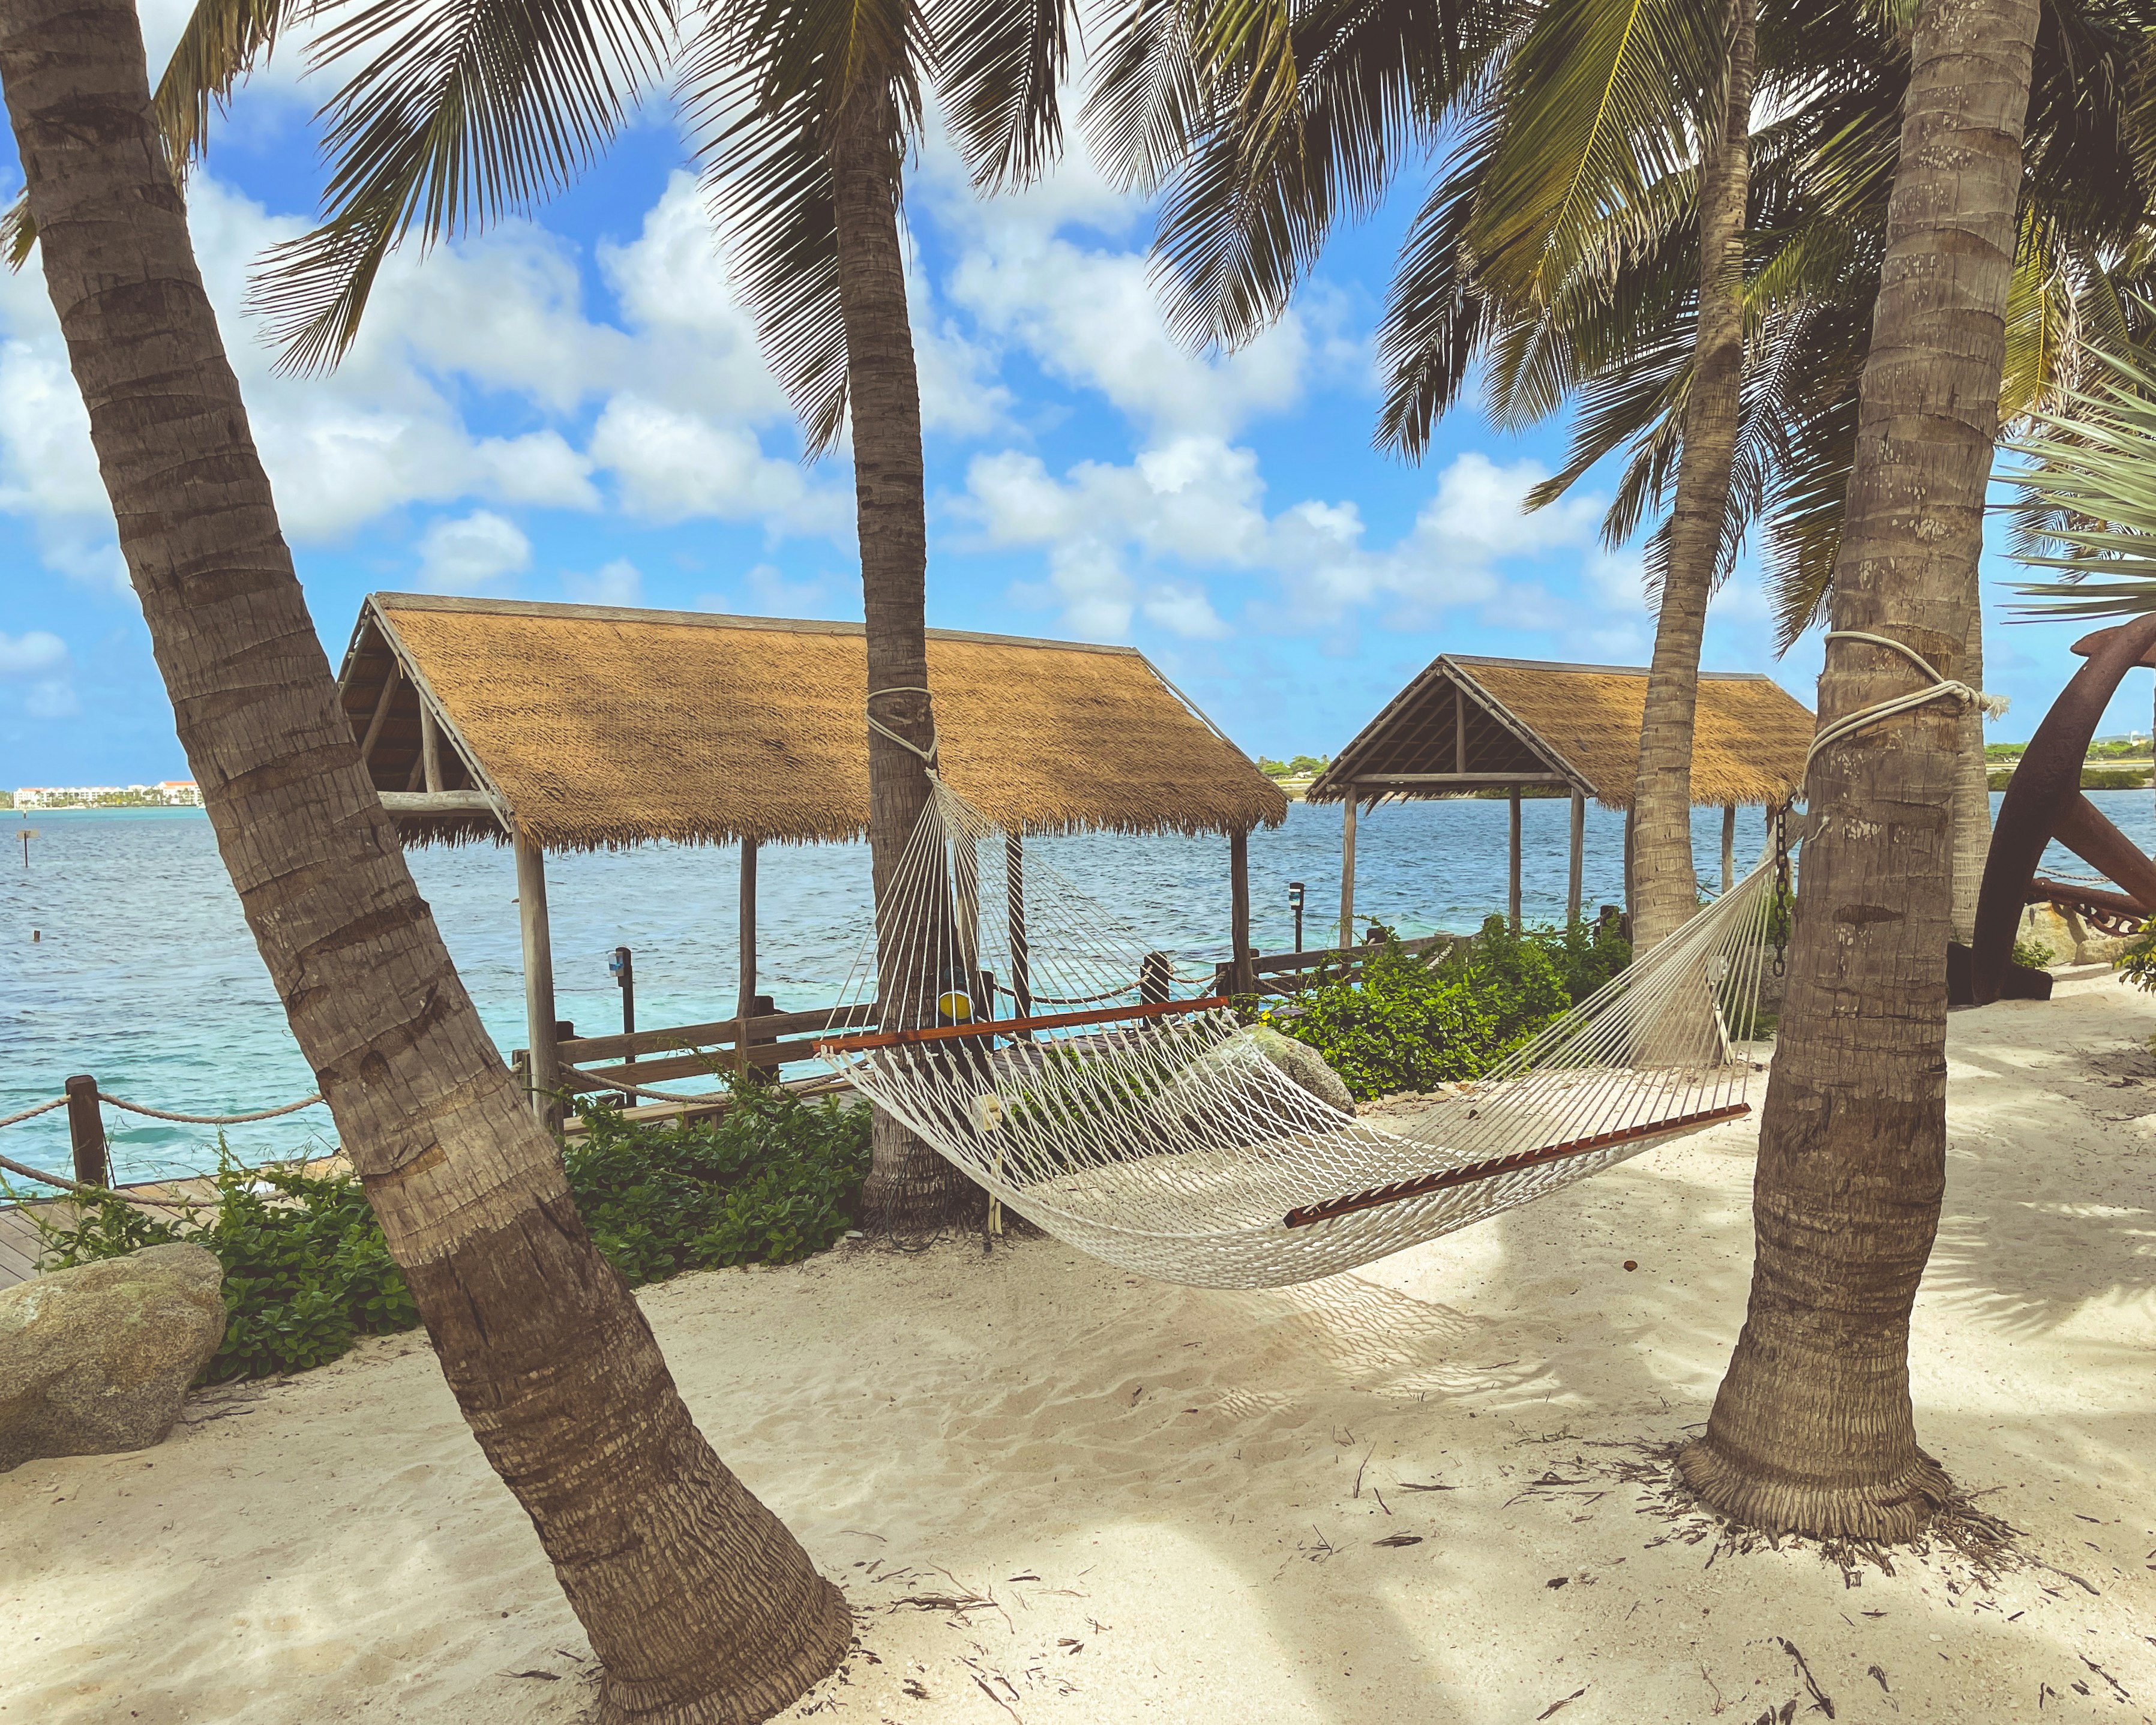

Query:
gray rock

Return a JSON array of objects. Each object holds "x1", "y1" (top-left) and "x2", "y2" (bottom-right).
[
  {"x1": 1164, "y1": 1024, "x2": 1357, "y2": 1121},
  {"x1": 1243, "y1": 1024, "x2": 1357, "y2": 1114},
  {"x1": 0, "y1": 1243, "x2": 226, "y2": 1472}
]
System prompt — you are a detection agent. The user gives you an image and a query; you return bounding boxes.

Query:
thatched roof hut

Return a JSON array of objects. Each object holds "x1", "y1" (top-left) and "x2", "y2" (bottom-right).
[
  {"x1": 1306, "y1": 653, "x2": 1815, "y2": 944},
  {"x1": 335, "y1": 593, "x2": 1286, "y2": 847},
  {"x1": 332, "y1": 593, "x2": 1284, "y2": 1121},
  {"x1": 1307, "y1": 653, "x2": 1815, "y2": 812}
]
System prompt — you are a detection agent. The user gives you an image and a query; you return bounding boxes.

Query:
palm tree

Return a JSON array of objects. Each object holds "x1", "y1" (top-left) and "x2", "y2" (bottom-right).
[
  {"x1": 118, "y1": 0, "x2": 1078, "y2": 1232},
  {"x1": 1105, "y1": 0, "x2": 2153, "y2": 943},
  {"x1": 1673, "y1": 0, "x2": 2041, "y2": 1537},
  {"x1": 0, "y1": 0, "x2": 851, "y2": 1714}
]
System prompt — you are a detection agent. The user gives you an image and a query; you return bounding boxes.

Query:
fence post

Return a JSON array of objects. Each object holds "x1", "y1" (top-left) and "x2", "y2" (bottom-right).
[{"x1": 64, "y1": 1074, "x2": 107, "y2": 1189}]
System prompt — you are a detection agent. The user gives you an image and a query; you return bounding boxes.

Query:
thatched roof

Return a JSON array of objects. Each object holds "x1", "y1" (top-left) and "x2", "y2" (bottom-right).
[
  {"x1": 333, "y1": 594, "x2": 1285, "y2": 848},
  {"x1": 1308, "y1": 653, "x2": 1814, "y2": 811}
]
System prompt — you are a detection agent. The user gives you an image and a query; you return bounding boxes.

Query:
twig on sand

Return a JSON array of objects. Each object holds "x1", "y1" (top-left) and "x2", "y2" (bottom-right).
[
  {"x1": 1777, "y1": 1637, "x2": 1835, "y2": 1718},
  {"x1": 1536, "y1": 1686, "x2": 1587, "y2": 1719}
]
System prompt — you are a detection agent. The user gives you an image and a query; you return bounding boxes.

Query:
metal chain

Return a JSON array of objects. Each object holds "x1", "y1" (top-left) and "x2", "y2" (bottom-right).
[{"x1": 1770, "y1": 805, "x2": 1792, "y2": 979}]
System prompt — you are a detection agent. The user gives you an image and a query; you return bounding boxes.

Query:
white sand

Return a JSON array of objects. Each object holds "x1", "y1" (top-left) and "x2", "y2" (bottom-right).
[{"x1": 6, "y1": 967, "x2": 2156, "y2": 1724}]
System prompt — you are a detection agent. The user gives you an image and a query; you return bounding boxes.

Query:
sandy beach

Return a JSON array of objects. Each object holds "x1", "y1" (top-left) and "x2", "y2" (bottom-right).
[{"x1": 4, "y1": 965, "x2": 2154, "y2": 1724}]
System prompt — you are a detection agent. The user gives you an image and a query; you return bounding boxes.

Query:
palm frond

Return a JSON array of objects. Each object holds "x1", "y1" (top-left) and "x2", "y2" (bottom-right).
[
  {"x1": 934, "y1": 0, "x2": 1070, "y2": 191},
  {"x1": 1463, "y1": 0, "x2": 1720, "y2": 307},
  {"x1": 248, "y1": 0, "x2": 673, "y2": 373}
]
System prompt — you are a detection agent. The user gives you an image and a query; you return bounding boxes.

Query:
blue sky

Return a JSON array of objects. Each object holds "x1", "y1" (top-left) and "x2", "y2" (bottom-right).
[{"x1": 0, "y1": 4, "x2": 2136, "y2": 784}]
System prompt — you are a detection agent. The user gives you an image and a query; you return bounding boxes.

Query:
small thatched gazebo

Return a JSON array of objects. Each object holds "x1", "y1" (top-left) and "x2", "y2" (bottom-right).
[
  {"x1": 1308, "y1": 654, "x2": 1814, "y2": 940},
  {"x1": 334, "y1": 593, "x2": 1286, "y2": 1112}
]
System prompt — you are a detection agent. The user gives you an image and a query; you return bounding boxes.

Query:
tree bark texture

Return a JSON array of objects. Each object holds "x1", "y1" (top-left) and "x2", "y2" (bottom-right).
[
  {"x1": 0, "y1": 2, "x2": 850, "y2": 1715},
  {"x1": 1676, "y1": 0, "x2": 2039, "y2": 1540},
  {"x1": 1949, "y1": 589, "x2": 1990, "y2": 942},
  {"x1": 1625, "y1": 0, "x2": 1756, "y2": 953},
  {"x1": 829, "y1": 75, "x2": 981, "y2": 1233}
]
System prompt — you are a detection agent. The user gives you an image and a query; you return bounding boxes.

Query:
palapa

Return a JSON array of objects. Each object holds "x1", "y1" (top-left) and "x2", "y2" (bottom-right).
[
  {"x1": 334, "y1": 594, "x2": 1287, "y2": 848},
  {"x1": 1308, "y1": 654, "x2": 1815, "y2": 811}
]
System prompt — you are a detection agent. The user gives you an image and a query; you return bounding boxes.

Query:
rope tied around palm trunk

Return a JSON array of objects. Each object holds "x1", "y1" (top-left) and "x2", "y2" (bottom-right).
[
  {"x1": 1805, "y1": 630, "x2": 2006, "y2": 776},
  {"x1": 866, "y1": 686, "x2": 941, "y2": 778}
]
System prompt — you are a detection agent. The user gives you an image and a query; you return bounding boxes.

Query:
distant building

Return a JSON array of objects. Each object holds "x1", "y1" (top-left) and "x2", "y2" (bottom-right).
[{"x1": 13, "y1": 781, "x2": 202, "y2": 809}]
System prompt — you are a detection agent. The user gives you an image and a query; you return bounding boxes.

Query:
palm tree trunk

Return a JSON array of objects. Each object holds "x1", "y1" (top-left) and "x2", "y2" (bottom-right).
[
  {"x1": 1950, "y1": 590, "x2": 1991, "y2": 941},
  {"x1": 1625, "y1": 0, "x2": 1756, "y2": 953},
  {"x1": 829, "y1": 76, "x2": 982, "y2": 1233},
  {"x1": 0, "y1": 3, "x2": 850, "y2": 1715},
  {"x1": 1675, "y1": 0, "x2": 2040, "y2": 1540}
]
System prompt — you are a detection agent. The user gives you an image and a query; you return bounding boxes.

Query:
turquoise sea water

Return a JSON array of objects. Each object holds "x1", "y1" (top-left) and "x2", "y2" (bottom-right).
[{"x1": 3, "y1": 792, "x2": 2146, "y2": 1183}]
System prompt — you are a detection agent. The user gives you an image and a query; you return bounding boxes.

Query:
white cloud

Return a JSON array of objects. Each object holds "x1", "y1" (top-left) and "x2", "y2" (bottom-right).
[
  {"x1": 416, "y1": 510, "x2": 530, "y2": 591},
  {"x1": 563, "y1": 558, "x2": 643, "y2": 605},
  {"x1": 589, "y1": 396, "x2": 845, "y2": 533},
  {"x1": 973, "y1": 443, "x2": 1611, "y2": 641},
  {"x1": 0, "y1": 629, "x2": 67, "y2": 676},
  {"x1": 0, "y1": 628, "x2": 77, "y2": 718}
]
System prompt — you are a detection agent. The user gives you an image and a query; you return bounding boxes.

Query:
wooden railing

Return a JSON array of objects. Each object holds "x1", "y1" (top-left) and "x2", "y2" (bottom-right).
[
  {"x1": 544, "y1": 1002, "x2": 875, "y2": 1094},
  {"x1": 1222, "y1": 932, "x2": 1459, "y2": 997}
]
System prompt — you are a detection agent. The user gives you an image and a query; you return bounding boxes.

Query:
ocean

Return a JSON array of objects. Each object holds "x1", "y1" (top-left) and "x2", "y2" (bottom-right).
[{"x1": 2, "y1": 791, "x2": 2145, "y2": 1184}]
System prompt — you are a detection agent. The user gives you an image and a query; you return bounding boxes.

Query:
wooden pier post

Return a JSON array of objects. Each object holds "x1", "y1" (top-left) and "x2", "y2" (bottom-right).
[
  {"x1": 514, "y1": 829, "x2": 559, "y2": 1124},
  {"x1": 1339, "y1": 797, "x2": 1358, "y2": 947},
  {"x1": 1722, "y1": 803, "x2": 1737, "y2": 895},
  {"x1": 1230, "y1": 829, "x2": 1254, "y2": 992},
  {"x1": 1567, "y1": 790, "x2": 1585, "y2": 926},
  {"x1": 1507, "y1": 787, "x2": 1523, "y2": 934},
  {"x1": 738, "y1": 839, "x2": 759, "y2": 1021},
  {"x1": 64, "y1": 1075, "x2": 107, "y2": 1189},
  {"x1": 418, "y1": 698, "x2": 442, "y2": 791}
]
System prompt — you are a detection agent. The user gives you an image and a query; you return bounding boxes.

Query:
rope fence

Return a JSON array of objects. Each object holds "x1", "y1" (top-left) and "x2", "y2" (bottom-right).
[{"x1": 97, "y1": 1091, "x2": 325, "y2": 1126}]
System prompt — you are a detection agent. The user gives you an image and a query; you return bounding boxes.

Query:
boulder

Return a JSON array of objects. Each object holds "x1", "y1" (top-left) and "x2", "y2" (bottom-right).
[
  {"x1": 1164, "y1": 1024, "x2": 1357, "y2": 1121},
  {"x1": 0, "y1": 1243, "x2": 226, "y2": 1472},
  {"x1": 1245, "y1": 1025, "x2": 1357, "y2": 1115}
]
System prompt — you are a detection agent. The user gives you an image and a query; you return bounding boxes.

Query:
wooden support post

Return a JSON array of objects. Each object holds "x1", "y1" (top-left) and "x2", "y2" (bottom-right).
[
  {"x1": 357, "y1": 655, "x2": 400, "y2": 766},
  {"x1": 515, "y1": 829, "x2": 559, "y2": 1125},
  {"x1": 1006, "y1": 833, "x2": 1031, "y2": 1035},
  {"x1": 419, "y1": 699, "x2": 442, "y2": 792},
  {"x1": 1722, "y1": 803, "x2": 1737, "y2": 895},
  {"x1": 737, "y1": 838, "x2": 759, "y2": 1077},
  {"x1": 1339, "y1": 797, "x2": 1358, "y2": 946},
  {"x1": 1455, "y1": 685, "x2": 1466, "y2": 773},
  {"x1": 1623, "y1": 806, "x2": 1636, "y2": 923},
  {"x1": 1230, "y1": 829, "x2": 1254, "y2": 993},
  {"x1": 64, "y1": 1074, "x2": 107, "y2": 1189},
  {"x1": 1567, "y1": 790, "x2": 1585, "y2": 926},
  {"x1": 738, "y1": 839, "x2": 759, "y2": 1021},
  {"x1": 1508, "y1": 787, "x2": 1523, "y2": 934}
]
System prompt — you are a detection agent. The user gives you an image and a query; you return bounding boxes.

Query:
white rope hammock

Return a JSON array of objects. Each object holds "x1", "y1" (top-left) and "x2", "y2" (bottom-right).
[{"x1": 820, "y1": 781, "x2": 1783, "y2": 1288}]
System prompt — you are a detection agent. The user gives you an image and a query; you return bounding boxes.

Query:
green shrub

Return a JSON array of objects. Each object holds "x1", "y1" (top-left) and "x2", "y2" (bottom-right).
[
  {"x1": 22, "y1": 1080, "x2": 872, "y2": 1381},
  {"x1": 2013, "y1": 934, "x2": 2057, "y2": 970},
  {"x1": 2082, "y1": 766, "x2": 2146, "y2": 791},
  {"x1": 1268, "y1": 917, "x2": 1621, "y2": 1100}
]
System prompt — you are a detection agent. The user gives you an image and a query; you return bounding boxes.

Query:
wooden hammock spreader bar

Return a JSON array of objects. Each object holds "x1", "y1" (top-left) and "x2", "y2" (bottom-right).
[
  {"x1": 1282, "y1": 1101, "x2": 1753, "y2": 1229},
  {"x1": 820, "y1": 995, "x2": 1227, "y2": 1054}
]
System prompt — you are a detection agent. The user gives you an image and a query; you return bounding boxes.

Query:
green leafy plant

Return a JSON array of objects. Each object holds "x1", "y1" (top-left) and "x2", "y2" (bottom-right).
[
  {"x1": 1266, "y1": 917, "x2": 1617, "y2": 1101},
  {"x1": 2015, "y1": 934, "x2": 2059, "y2": 970},
  {"x1": 25, "y1": 1082, "x2": 872, "y2": 1381}
]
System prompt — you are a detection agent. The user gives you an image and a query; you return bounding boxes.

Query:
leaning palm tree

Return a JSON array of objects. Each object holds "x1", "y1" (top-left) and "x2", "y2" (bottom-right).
[
  {"x1": 120, "y1": 0, "x2": 1080, "y2": 1232},
  {"x1": 1674, "y1": 0, "x2": 2042, "y2": 1537},
  {"x1": 0, "y1": 0, "x2": 850, "y2": 1716}
]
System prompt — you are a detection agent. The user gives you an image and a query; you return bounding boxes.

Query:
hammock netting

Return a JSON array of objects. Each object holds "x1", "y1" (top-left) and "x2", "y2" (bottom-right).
[{"x1": 820, "y1": 782, "x2": 1780, "y2": 1288}]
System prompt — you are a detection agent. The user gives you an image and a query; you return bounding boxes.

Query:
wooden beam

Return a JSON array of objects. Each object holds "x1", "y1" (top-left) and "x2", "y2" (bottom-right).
[
  {"x1": 1567, "y1": 790, "x2": 1585, "y2": 925},
  {"x1": 380, "y1": 790, "x2": 496, "y2": 814},
  {"x1": 1454, "y1": 683, "x2": 1466, "y2": 774},
  {"x1": 1623, "y1": 806, "x2": 1636, "y2": 919},
  {"x1": 1350, "y1": 772, "x2": 1572, "y2": 787},
  {"x1": 419, "y1": 700, "x2": 442, "y2": 793},
  {"x1": 1229, "y1": 829, "x2": 1254, "y2": 993},
  {"x1": 1339, "y1": 797, "x2": 1358, "y2": 947},
  {"x1": 560, "y1": 1003, "x2": 875, "y2": 1064},
  {"x1": 356, "y1": 655, "x2": 401, "y2": 765},
  {"x1": 1721, "y1": 803, "x2": 1737, "y2": 895},
  {"x1": 1508, "y1": 786, "x2": 1522, "y2": 934},
  {"x1": 515, "y1": 830, "x2": 559, "y2": 1125}
]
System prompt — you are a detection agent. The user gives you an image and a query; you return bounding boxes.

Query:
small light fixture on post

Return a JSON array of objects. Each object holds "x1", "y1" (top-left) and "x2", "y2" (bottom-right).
[{"x1": 1288, "y1": 881, "x2": 1306, "y2": 953}]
